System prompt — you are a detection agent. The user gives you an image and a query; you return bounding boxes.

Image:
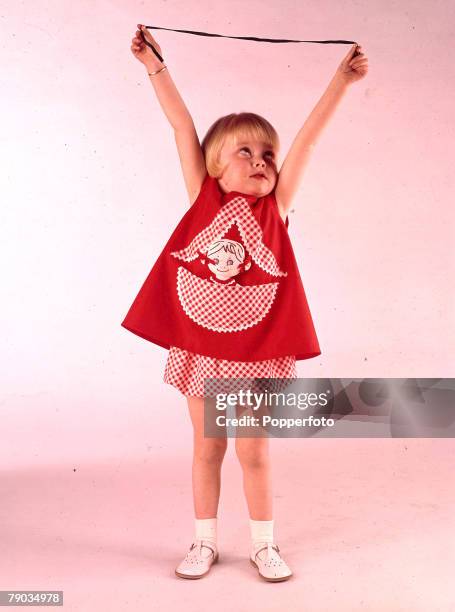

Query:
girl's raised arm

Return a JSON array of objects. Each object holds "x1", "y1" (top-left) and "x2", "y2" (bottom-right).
[
  {"x1": 275, "y1": 43, "x2": 368, "y2": 218},
  {"x1": 131, "y1": 25, "x2": 207, "y2": 205}
]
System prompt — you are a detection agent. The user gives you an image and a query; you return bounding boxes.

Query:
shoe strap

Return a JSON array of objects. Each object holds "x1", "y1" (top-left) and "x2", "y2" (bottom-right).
[
  {"x1": 254, "y1": 542, "x2": 280, "y2": 561},
  {"x1": 190, "y1": 540, "x2": 217, "y2": 557}
]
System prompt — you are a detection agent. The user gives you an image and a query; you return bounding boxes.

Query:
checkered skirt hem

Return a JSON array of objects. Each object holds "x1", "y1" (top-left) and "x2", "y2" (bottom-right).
[{"x1": 163, "y1": 345, "x2": 297, "y2": 398}]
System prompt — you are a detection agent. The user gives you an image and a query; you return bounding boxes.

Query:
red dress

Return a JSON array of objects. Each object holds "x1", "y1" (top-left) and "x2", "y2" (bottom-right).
[{"x1": 121, "y1": 173, "x2": 321, "y2": 396}]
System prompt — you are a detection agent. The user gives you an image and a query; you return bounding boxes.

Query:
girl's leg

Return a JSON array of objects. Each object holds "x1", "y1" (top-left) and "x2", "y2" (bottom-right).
[
  {"x1": 175, "y1": 396, "x2": 226, "y2": 578},
  {"x1": 234, "y1": 435, "x2": 272, "y2": 520},
  {"x1": 186, "y1": 395, "x2": 228, "y2": 518},
  {"x1": 234, "y1": 412, "x2": 293, "y2": 581}
]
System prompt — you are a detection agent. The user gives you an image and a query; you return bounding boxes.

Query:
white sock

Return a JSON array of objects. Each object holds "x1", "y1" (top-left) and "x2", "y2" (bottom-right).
[
  {"x1": 195, "y1": 517, "x2": 217, "y2": 548},
  {"x1": 250, "y1": 519, "x2": 274, "y2": 552}
]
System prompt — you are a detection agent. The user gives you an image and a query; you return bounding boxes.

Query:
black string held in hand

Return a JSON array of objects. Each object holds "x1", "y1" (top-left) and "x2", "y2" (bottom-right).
[{"x1": 139, "y1": 24, "x2": 359, "y2": 64}]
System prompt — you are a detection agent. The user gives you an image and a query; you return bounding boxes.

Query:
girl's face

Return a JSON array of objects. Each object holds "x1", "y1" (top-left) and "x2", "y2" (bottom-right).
[{"x1": 217, "y1": 136, "x2": 278, "y2": 197}]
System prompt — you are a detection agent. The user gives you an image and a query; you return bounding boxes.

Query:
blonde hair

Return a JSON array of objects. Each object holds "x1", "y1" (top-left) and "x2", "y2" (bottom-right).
[{"x1": 201, "y1": 112, "x2": 279, "y2": 178}]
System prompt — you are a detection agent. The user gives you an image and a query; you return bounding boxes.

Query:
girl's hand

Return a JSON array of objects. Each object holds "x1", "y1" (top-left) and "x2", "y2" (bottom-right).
[
  {"x1": 130, "y1": 24, "x2": 164, "y2": 70},
  {"x1": 335, "y1": 43, "x2": 369, "y2": 85}
]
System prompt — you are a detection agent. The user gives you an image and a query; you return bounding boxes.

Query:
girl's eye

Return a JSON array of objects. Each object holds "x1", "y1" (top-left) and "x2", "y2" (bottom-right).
[
  {"x1": 227, "y1": 260, "x2": 233, "y2": 265},
  {"x1": 213, "y1": 258, "x2": 219, "y2": 264},
  {"x1": 240, "y1": 147, "x2": 275, "y2": 159}
]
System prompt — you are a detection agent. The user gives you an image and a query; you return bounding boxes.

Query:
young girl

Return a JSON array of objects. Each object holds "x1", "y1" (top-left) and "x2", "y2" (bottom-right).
[{"x1": 124, "y1": 24, "x2": 368, "y2": 581}]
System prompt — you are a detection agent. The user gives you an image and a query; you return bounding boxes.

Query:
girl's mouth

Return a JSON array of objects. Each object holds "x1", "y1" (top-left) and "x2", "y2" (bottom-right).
[{"x1": 251, "y1": 174, "x2": 267, "y2": 180}]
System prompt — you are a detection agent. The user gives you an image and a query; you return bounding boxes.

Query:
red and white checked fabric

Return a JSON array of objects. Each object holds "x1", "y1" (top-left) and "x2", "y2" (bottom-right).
[
  {"x1": 164, "y1": 345, "x2": 298, "y2": 398},
  {"x1": 171, "y1": 195, "x2": 287, "y2": 277},
  {"x1": 176, "y1": 266, "x2": 279, "y2": 332}
]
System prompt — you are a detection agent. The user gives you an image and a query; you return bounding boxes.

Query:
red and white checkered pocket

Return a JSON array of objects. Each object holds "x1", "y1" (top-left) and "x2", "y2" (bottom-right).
[{"x1": 176, "y1": 266, "x2": 279, "y2": 332}]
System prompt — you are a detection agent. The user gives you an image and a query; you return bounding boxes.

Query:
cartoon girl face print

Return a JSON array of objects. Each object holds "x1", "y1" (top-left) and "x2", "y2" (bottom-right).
[
  {"x1": 202, "y1": 239, "x2": 252, "y2": 281},
  {"x1": 170, "y1": 194, "x2": 287, "y2": 278},
  {"x1": 170, "y1": 195, "x2": 287, "y2": 333}
]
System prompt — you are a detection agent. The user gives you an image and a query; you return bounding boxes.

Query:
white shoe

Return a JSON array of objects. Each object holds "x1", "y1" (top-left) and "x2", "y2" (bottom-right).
[
  {"x1": 175, "y1": 539, "x2": 219, "y2": 579},
  {"x1": 250, "y1": 542, "x2": 293, "y2": 582}
]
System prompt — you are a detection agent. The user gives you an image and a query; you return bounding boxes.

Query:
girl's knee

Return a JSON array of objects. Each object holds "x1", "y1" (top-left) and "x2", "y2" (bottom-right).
[
  {"x1": 194, "y1": 437, "x2": 227, "y2": 465},
  {"x1": 235, "y1": 438, "x2": 269, "y2": 469}
]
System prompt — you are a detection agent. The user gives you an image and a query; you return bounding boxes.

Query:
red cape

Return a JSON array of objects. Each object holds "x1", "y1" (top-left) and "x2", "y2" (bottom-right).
[{"x1": 121, "y1": 174, "x2": 321, "y2": 362}]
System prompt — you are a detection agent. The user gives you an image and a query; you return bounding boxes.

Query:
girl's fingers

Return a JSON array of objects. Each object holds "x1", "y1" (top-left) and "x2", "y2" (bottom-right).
[
  {"x1": 346, "y1": 43, "x2": 359, "y2": 59},
  {"x1": 352, "y1": 44, "x2": 367, "y2": 59},
  {"x1": 349, "y1": 62, "x2": 369, "y2": 71},
  {"x1": 350, "y1": 58, "x2": 368, "y2": 66},
  {"x1": 133, "y1": 25, "x2": 162, "y2": 54},
  {"x1": 350, "y1": 53, "x2": 367, "y2": 61},
  {"x1": 141, "y1": 28, "x2": 159, "y2": 46}
]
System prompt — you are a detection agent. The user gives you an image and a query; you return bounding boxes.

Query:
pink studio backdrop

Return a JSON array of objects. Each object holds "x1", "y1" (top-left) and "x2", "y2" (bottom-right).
[
  {"x1": 2, "y1": 1, "x2": 454, "y2": 466},
  {"x1": 2, "y1": 2, "x2": 455, "y2": 609}
]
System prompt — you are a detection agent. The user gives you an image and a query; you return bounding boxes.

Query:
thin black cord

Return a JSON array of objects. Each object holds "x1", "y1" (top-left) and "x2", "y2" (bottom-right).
[{"x1": 139, "y1": 24, "x2": 359, "y2": 64}]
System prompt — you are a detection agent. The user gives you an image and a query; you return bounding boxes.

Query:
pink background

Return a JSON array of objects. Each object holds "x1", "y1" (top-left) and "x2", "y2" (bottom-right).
[{"x1": 1, "y1": 1, "x2": 454, "y2": 610}]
